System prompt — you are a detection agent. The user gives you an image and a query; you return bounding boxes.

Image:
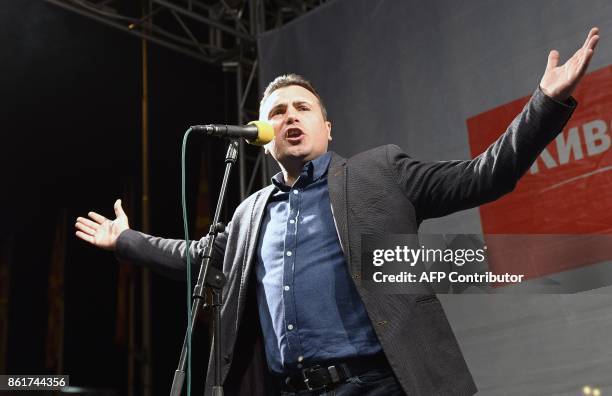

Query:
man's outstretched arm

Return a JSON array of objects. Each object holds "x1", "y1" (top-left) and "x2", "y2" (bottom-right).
[
  {"x1": 75, "y1": 199, "x2": 226, "y2": 281},
  {"x1": 392, "y1": 27, "x2": 600, "y2": 221}
]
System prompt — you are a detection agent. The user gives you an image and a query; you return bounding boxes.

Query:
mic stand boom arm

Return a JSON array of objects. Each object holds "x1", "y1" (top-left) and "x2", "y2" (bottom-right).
[{"x1": 170, "y1": 140, "x2": 239, "y2": 396}]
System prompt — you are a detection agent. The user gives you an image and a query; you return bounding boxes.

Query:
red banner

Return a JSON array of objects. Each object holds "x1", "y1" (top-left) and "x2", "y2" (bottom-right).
[{"x1": 466, "y1": 66, "x2": 612, "y2": 279}]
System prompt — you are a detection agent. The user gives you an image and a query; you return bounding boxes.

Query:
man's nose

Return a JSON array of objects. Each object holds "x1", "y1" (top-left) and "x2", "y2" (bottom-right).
[{"x1": 286, "y1": 108, "x2": 299, "y2": 124}]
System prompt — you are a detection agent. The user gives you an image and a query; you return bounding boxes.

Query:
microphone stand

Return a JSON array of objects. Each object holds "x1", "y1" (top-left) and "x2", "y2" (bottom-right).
[{"x1": 170, "y1": 140, "x2": 239, "y2": 396}]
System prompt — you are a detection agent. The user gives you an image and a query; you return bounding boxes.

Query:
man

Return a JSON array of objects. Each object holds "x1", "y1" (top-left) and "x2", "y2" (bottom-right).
[{"x1": 76, "y1": 28, "x2": 600, "y2": 395}]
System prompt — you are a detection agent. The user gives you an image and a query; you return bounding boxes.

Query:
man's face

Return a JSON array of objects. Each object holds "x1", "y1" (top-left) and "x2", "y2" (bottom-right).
[{"x1": 260, "y1": 85, "x2": 332, "y2": 165}]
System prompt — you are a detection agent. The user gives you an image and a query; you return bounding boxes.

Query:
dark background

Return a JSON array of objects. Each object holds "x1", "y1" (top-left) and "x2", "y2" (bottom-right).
[{"x1": 1, "y1": 1, "x2": 247, "y2": 393}]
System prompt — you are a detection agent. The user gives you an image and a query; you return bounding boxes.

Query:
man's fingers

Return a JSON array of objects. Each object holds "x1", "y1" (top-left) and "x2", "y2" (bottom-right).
[
  {"x1": 75, "y1": 220, "x2": 96, "y2": 236},
  {"x1": 576, "y1": 34, "x2": 598, "y2": 76},
  {"x1": 586, "y1": 33, "x2": 600, "y2": 52},
  {"x1": 578, "y1": 48, "x2": 595, "y2": 77},
  {"x1": 88, "y1": 211, "x2": 108, "y2": 224},
  {"x1": 75, "y1": 230, "x2": 94, "y2": 244},
  {"x1": 546, "y1": 50, "x2": 560, "y2": 71},
  {"x1": 114, "y1": 199, "x2": 125, "y2": 217},
  {"x1": 582, "y1": 27, "x2": 599, "y2": 49},
  {"x1": 77, "y1": 216, "x2": 99, "y2": 230}
]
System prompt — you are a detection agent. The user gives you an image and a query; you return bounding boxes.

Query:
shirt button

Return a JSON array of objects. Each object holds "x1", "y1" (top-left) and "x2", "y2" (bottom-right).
[
  {"x1": 286, "y1": 251, "x2": 292, "y2": 257},
  {"x1": 289, "y1": 219, "x2": 295, "y2": 224},
  {"x1": 293, "y1": 190, "x2": 299, "y2": 195},
  {"x1": 287, "y1": 324, "x2": 294, "y2": 330},
  {"x1": 284, "y1": 285, "x2": 290, "y2": 291}
]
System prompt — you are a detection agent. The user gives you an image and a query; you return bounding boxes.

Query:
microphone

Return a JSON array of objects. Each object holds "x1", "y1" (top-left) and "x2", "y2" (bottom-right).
[{"x1": 190, "y1": 120, "x2": 274, "y2": 146}]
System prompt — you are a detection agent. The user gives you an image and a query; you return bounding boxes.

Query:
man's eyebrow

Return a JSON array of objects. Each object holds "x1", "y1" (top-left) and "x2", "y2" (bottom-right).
[
  {"x1": 293, "y1": 100, "x2": 312, "y2": 107},
  {"x1": 267, "y1": 103, "x2": 286, "y2": 116},
  {"x1": 267, "y1": 99, "x2": 313, "y2": 117}
]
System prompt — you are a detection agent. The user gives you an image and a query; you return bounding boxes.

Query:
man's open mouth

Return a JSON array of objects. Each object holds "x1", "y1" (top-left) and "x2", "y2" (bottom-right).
[{"x1": 285, "y1": 128, "x2": 304, "y2": 139}]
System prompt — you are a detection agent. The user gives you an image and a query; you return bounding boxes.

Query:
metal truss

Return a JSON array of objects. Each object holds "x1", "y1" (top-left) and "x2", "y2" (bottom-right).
[
  {"x1": 45, "y1": 0, "x2": 328, "y2": 197},
  {"x1": 44, "y1": 0, "x2": 328, "y2": 66}
]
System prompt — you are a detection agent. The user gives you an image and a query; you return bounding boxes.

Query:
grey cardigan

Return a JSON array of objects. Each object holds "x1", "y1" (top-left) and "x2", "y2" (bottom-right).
[{"x1": 116, "y1": 87, "x2": 575, "y2": 395}]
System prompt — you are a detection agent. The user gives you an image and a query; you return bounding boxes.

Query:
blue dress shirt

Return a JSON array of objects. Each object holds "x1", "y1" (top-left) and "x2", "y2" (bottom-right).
[{"x1": 254, "y1": 151, "x2": 383, "y2": 375}]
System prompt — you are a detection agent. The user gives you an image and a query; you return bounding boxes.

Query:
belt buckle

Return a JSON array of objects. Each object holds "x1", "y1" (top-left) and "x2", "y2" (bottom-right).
[{"x1": 301, "y1": 365, "x2": 327, "y2": 391}]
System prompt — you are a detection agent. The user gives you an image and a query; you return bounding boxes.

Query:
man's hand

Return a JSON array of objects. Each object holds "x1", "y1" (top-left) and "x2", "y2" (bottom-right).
[
  {"x1": 540, "y1": 27, "x2": 600, "y2": 102},
  {"x1": 75, "y1": 199, "x2": 130, "y2": 251}
]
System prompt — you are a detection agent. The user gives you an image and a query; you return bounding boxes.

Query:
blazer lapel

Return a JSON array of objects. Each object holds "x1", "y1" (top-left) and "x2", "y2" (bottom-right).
[
  {"x1": 328, "y1": 152, "x2": 350, "y2": 263},
  {"x1": 237, "y1": 185, "x2": 276, "y2": 315}
]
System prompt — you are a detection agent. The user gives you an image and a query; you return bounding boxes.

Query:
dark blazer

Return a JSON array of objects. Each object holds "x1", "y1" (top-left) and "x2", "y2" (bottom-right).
[{"x1": 116, "y1": 88, "x2": 575, "y2": 395}]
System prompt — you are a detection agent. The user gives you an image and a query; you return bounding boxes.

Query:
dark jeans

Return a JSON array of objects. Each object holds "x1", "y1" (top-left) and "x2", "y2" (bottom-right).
[{"x1": 279, "y1": 367, "x2": 406, "y2": 396}]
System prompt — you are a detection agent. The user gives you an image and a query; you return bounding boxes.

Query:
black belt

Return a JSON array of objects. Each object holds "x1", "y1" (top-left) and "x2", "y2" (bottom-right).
[{"x1": 279, "y1": 354, "x2": 389, "y2": 392}]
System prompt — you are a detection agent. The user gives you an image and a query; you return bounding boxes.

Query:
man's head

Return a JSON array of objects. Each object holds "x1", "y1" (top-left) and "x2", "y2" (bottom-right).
[{"x1": 259, "y1": 74, "x2": 332, "y2": 168}]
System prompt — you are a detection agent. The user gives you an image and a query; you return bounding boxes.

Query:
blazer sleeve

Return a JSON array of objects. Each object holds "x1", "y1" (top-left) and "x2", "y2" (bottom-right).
[
  {"x1": 388, "y1": 86, "x2": 576, "y2": 222},
  {"x1": 114, "y1": 225, "x2": 229, "y2": 282}
]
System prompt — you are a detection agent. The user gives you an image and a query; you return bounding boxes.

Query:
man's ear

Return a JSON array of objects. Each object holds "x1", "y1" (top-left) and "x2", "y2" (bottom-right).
[{"x1": 326, "y1": 121, "x2": 332, "y2": 141}]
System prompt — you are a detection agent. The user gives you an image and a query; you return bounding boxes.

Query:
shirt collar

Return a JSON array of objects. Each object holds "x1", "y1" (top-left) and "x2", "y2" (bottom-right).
[{"x1": 271, "y1": 151, "x2": 332, "y2": 190}]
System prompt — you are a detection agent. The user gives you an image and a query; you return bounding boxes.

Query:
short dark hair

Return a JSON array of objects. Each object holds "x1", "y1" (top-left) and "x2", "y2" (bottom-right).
[{"x1": 260, "y1": 74, "x2": 328, "y2": 120}]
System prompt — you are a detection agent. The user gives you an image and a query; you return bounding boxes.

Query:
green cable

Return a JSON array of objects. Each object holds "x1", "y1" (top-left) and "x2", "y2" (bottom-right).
[{"x1": 181, "y1": 127, "x2": 194, "y2": 396}]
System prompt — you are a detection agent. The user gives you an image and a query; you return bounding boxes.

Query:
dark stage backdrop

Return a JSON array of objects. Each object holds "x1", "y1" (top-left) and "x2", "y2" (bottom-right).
[
  {"x1": 258, "y1": 0, "x2": 612, "y2": 394},
  {"x1": 1, "y1": 0, "x2": 240, "y2": 394}
]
